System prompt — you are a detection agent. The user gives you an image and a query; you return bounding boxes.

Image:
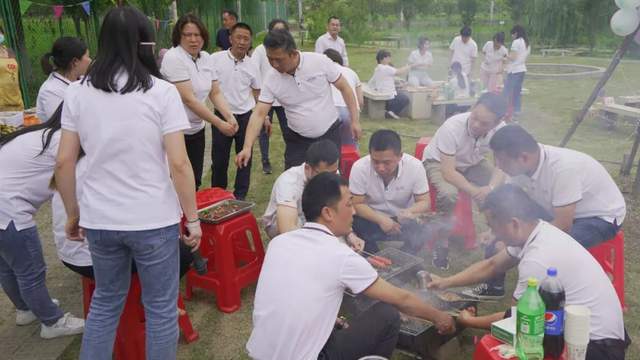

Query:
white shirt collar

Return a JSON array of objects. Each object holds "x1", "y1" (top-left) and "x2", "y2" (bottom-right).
[
  {"x1": 177, "y1": 45, "x2": 201, "y2": 61},
  {"x1": 226, "y1": 49, "x2": 248, "y2": 63},
  {"x1": 531, "y1": 144, "x2": 546, "y2": 181},
  {"x1": 302, "y1": 222, "x2": 336, "y2": 237},
  {"x1": 511, "y1": 220, "x2": 544, "y2": 259},
  {"x1": 52, "y1": 72, "x2": 71, "y2": 85}
]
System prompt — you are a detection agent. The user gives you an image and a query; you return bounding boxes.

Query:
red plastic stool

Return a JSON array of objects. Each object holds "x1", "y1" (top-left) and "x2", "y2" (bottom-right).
[
  {"x1": 82, "y1": 275, "x2": 199, "y2": 360},
  {"x1": 589, "y1": 230, "x2": 626, "y2": 310},
  {"x1": 185, "y1": 190, "x2": 265, "y2": 313},
  {"x1": 340, "y1": 144, "x2": 360, "y2": 180},
  {"x1": 414, "y1": 136, "x2": 432, "y2": 160},
  {"x1": 473, "y1": 334, "x2": 565, "y2": 360}
]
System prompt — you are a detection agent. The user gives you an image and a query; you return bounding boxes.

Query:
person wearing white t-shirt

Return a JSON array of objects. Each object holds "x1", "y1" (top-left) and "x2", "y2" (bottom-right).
[
  {"x1": 0, "y1": 108, "x2": 85, "y2": 339},
  {"x1": 161, "y1": 14, "x2": 237, "y2": 189},
  {"x1": 36, "y1": 36, "x2": 91, "y2": 122},
  {"x1": 247, "y1": 172, "x2": 455, "y2": 360},
  {"x1": 209, "y1": 23, "x2": 261, "y2": 200},
  {"x1": 480, "y1": 32, "x2": 508, "y2": 93},
  {"x1": 449, "y1": 26, "x2": 478, "y2": 77},
  {"x1": 236, "y1": 29, "x2": 361, "y2": 170},
  {"x1": 429, "y1": 185, "x2": 629, "y2": 360},
  {"x1": 503, "y1": 25, "x2": 530, "y2": 118},
  {"x1": 407, "y1": 36, "x2": 434, "y2": 87},
  {"x1": 55, "y1": 7, "x2": 201, "y2": 359},
  {"x1": 368, "y1": 49, "x2": 415, "y2": 119},
  {"x1": 489, "y1": 125, "x2": 625, "y2": 249},
  {"x1": 314, "y1": 16, "x2": 349, "y2": 66},
  {"x1": 350, "y1": 130, "x2": 432, "y2": 254},
  {"x1": 252, "y1": 19, "x2": 289, "y2": 174},
  {"x1": 324, "y1": 49, "x2": 363, "y2": 146}
]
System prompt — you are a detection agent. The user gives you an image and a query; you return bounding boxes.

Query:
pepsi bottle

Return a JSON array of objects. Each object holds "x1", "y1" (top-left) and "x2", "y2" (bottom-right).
[{"x1": 538, "y1": 267, "x2": 565, "y2": 359}]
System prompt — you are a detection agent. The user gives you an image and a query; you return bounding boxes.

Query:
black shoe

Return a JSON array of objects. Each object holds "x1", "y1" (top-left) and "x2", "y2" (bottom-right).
[
  {"x1": 262, "y1": 162, "x2": 272, "y2": 174},
  {"x1": 432, "y1": 247, "x2": 449, "y2": 270},
  {"x1": 461, "y1": 283, "x2": 505, "y2": 300}
]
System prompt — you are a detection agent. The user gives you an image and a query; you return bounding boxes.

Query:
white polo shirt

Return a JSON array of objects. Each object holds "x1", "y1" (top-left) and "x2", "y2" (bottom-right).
[
  {"x1": 448, "y1": 73, "x2": 471, "y2": 99},
  {"x1": 315, "y1": 32, "x2": 349, "y2": 66},
  {"x1": 209, "y1": 50, "x2": 260, "y2": 114},
  {"x1": 506, "y1": 38, "x2": 530, "y2": 74},
  {"x1": 36, "y1": 72, "x2": 70, "y2": 121},
  {"x1": 510, "y1": 144, "x2": 626, "y2": 225},
  {"x1": 259, "y1": 52, "x2": 341, "y2": 138},
  {"x1": 449, "y1": 36, "x2": 478, "y2": 75},
  {"x1": 368, "y1": 64, "x2": 397, "y2": 98},
  {"x1": 350, "y1": 153, "x2": 429, "y2": 217},
  {"x1": 407, "y1": 49, "x2": 433, "y2": 78},
  {"x1": 423, "y1": 112, "x2": 501, "y2": 171},
  {"x1": 481, "y1": 41, "x2": 508, "y2": 73},
  {"x1": 251, "y1": 44, "x2": 280, "y2": 107},
  {"x1": 61, "y1": 75, "x2": 190, "y2": 231},
  {"x1": 247, "y1": 223, "x2": 378, "y2": 359},
  {"x1": 52, "y1": 159, "x2": 91, "y2": 266},
  {"x1": 0, "y1": 129, "x2": 60, "y2": 231},
  {"x1": 161, "y1": 45, "x2": 217, "y2": 135},
  {"x1": 507, "y1": 221, "x2": 625, "y2": 341},
  {"x1": 262, "y1": 164, "x2": 307, "y2": 238},
  {"x1": 331, "y1": 65, "x2": 360, "y2": 108}
]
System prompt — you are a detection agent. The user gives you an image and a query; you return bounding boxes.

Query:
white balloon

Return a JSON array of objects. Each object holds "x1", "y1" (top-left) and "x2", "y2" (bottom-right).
[
  {"x1": 615, "y1": 0, "x2": 640, "y2": 10},
  {"x1": 611, "y1": 8, "x2": 640, "y2": 36}
]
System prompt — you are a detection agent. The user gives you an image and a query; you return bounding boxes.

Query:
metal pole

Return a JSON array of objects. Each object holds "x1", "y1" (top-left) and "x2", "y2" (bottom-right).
[{"x1": 559, "y1": 24, "x2": 640, "y2": 147}]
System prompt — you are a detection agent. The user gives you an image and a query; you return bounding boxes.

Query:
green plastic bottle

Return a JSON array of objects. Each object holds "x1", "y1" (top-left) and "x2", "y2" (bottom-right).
[{"x1": 516, "y1": 278, "x2": 546, "y2": 360}]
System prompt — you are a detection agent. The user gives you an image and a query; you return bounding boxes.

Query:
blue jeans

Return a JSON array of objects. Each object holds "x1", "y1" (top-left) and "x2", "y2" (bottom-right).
[
  {"x1": 503, "y1": 71, "x2": 525, "y2": 114},
  {"x1": 0, "y1": 222, "x2": 64, "y2": 326},
  {"x1": 259, "y1": 106, "x2": 287, "y2": 165},
  {"x1": 80, "y1": 224, "x2": 180, "y2": 360},
  {"x1": 570, "y1": 217, "x2": 620, "y2": 249}
]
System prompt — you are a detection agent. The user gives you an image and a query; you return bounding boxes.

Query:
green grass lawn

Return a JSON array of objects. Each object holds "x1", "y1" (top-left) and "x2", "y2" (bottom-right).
[{"x1": 55, "y1": 46, "x2": 640, "y2": 359}]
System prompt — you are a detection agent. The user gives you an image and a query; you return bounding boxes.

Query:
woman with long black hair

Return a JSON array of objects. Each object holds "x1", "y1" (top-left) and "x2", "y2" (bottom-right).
[
  {"x1": 0, "y1": 106, "x2": 85, "y2": 339},
  {"x1": 503, "y1": 25, "x2": 530, "y2": 120},
  {"x1": 55, "y1": 6, "x2": 200, "y2": 359}
]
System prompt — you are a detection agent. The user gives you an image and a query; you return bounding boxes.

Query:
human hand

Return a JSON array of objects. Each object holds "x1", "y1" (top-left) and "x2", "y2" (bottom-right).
[
  {"x1": 235, "y1": 148, "x2": 253, "y2": 168},
  {"x1": 379, "y1": 216, "x2": 401, "y2": 235},
  {"x1": 183, "y1": 221, "x2": 202, "y2": 252},
  {"x1": 456, "y1": 307, "x2": 477, "y2": 327},
  {"x1": 218, "y1": 120, "x2": 238, "y2": 137},
  {"x1": 472, "y1": 186, "x2": 492, "y2": 203},
  {"x1": 65, "y1": 215, "x2": 85, "y2": 241},
  {"x1": 478, "y1": 230, "x2": 495, "y2": 247},
  {"x1": 347, "y1": 232, "x2": 365, "y2": 252},
  {"x1": 351, "y1": 120, "x2": 362, "y2": 141},
  {"x1": 427, "y1": 274, "x2": 450, "y2": 291},
  {"x1": 434, "y1": 312, "x2": 456, "y2": 335},
  {"x1": 263, "y1": 116, "x2": 272, "y2": 137},
  {"x1": 397, "y1": 209, "x2": 417, "y2": 224}
]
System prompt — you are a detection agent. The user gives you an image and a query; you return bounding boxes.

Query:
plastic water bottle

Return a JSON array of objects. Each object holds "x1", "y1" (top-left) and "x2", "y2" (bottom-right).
[
  {"x1": 539, "y1": 268, "x2": 565, "y2": 359},
  {"x1": 516, "y1": 278, "x2": 546, "y2": 360}
]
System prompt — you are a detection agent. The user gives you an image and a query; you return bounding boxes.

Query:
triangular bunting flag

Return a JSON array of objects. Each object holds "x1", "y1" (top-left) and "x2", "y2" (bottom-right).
[
  {"x1": 81, "y1": 1, "x2": 91, "y2": 16},
  {"x1": 53, "y1": 5, "x2": 64, "y2": 19},
  {"x1": 19, "y1": 0, "x2": 31, "y2": 15}
]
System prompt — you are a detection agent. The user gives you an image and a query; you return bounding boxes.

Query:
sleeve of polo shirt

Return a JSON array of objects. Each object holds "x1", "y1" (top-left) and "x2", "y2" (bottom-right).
[
  {"x1": 407, "y1": 51, "x2": 417, "y2": 65},
  {"x1": 160, "y1": 85, "x2": 190, "y2": 135},
  {"x1": 161, "y1": 52, "x2": 189, "y2": 83},
  {"x1": 273, "y1": 177, "x2": 298, "y2": 209},
  {"x1": 412, "y1": 160, "x2": 429, "y2": 195},
  {"x1": 449, "y1": 38, "x2": 456, "y2": 50},
  {"x1": 60, "y1": 85, "x2": 78, "y2": 132},
  {"x1": 322, "y1": 56, "x2": 342, "y2": 83},
  {"x1": 471, "y1": 41, "x2": 478, "y2": 57},
  {"x1": 435, "y1": 124, "x2": 458, "y2": 156},
  {"x1": 258, "y1": 80, "x2": 275, "y2": 104},
  {"x1": 340, "y1": 251, "x2": 379, "y2": 294},
  {"x1": 512, "y1": 259, "x2": 547, "y2": 300},
  {"x1": 250, "y1": 64, "x2": 261, "y2": 90},
  {"x1": 550, "y1": 167, "x2": 582, "y2": 207},
  {"x1": 348, "y1": 160, "x2": 368, "y2": 196}
]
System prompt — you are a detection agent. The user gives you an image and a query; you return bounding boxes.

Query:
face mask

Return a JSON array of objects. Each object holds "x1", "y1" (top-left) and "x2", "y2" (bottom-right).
[{"x1": 0, "y1": 34, "x2": 5, "y2": 45}]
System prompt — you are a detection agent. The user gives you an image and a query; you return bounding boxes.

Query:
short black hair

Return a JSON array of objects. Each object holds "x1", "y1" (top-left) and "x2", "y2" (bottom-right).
[
  {"x1": 302, "y1": 172, "x2": 348, "y2": 222},
  {"x1": 481, "y1": 184, "x2": 553, "y2": 224},
  {"x1": 376, "y1": 49, "x2": 391, "y2": 64},
  {"x1": 475, "y1": 92, "x2": 508, "y2": 120},
  {"x1": 222, "y1": 9, "x2": 238, "y2": 20},
  {"x1": 460, "y1": 26, "x2": 472, "y2": 37},
  {"x1": 369, "y1": 129, "x2": 402, "y2": 155},
  {"x1": 263, "y1": 29, "x2": 297, "y2": 53},
  {"x1": 268, "y1": 18, "x2": 289, "y2": 31},
  {"x1": 327, "y1": 15, "x2": 340, "y2": 23},
  {"x1": 41, "y1": 36, "x2": 88, "y2": 75},
  {"x1": 231, "y1": 22, "x2": 252, "y2": 35},
  {"x1": 172, "y1": 13, "x2": 210, "y2": 50},
  {"x1": 489, "y1": 125, "x2": 539, "y2": 158},
  {"x1": 417, "y1": 36, "x2": 430, "y2": 48},
  {"x1": 305, "y1": 140, "x2": 340, "y2": 167},
  {"x1": 493, "y1": 31, "x2": 505, "y2": 45},
  {"x1": 323, "y1": 49, "x2": 343, "y2": 66}
]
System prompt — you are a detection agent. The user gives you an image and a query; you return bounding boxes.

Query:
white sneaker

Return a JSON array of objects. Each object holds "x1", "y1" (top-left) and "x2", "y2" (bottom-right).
[
  {"x1": 16, "y1": 298, "x2": 60, "y2": 326},
  {"x1": 40, "y1": 313, "x2": 84, "y2": 339},
  {"x1": 386, "y1": 111, "x2": 400, "y2": 119}
]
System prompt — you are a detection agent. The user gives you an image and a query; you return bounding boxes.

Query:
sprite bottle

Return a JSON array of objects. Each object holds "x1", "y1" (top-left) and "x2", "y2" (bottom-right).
[{"x1": 516, "y1": 278, "x2": 545, "y2": 360}]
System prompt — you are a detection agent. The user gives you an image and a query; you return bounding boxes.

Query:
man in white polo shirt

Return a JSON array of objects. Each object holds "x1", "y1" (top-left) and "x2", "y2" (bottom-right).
[
  {"x1": 429, "y1": 185, "x2": 629, "y2": 360},
  {"x1": 209, "y1": 23, "x2": 261, "y2": 200},
  {"x1": 489, "y1": 125, "x2": 626, "y2": 248},
  {"x1": 247, "y1": 172, "x2": 455, "y2": 360},
  {"x1": 315, "y1": 16, "x2": 349, "y2": 67},
  {"x1": 449, "y1": 26, "x2": 478, "y2": 77},
  {"x1": 351, "y1": 130, "x2": 431, "y2": 254},
  {"x1": 236, "y1": 29, "x2": 361, "y2": 170}
]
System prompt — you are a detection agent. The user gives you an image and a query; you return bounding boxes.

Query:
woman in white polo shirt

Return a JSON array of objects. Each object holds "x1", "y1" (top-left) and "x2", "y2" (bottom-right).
[
  {"x1": 503, "y1": 25, "x2": 530, "y2": 119},
  {"x1": 0, "y1": 107, "x2": 85, "y2": 339},
  {"x1": 407, "y1": 36, "x2": 434, "y2": 87},
  {"x1": 480, "y1": 32, "x2": 508, "y2": 93},
  {"x1": 368, "y1": 49, "x2": 414, "y2": 119},
  {"x1": 161, "y1": 13, "x2": 237, "y2": 189},
  {"x1": 55, "y1": 6, "x2": 201, "y2": 359},
  {"x1": 36, "y1": 36, "x2": 91, "y2": 122}
]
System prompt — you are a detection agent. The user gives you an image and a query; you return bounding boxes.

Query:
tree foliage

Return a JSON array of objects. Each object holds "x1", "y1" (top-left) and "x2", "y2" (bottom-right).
[{"x1": 457, "y1": 0, "x2": 476, "y2": 25}]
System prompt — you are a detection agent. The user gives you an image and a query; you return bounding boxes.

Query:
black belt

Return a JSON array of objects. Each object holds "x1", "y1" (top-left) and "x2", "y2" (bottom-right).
[{"x1": 590, "y1": 330, "x2": 631, "y2": 349}]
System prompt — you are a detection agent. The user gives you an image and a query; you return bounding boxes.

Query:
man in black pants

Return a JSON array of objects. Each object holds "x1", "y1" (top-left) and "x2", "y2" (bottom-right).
[
  {"x1": 246, "y1": 173, "x2": 455, "y2": 359},
  {"x1": 209, "y1": 23, "x2": 261, "y2": 199},
  {"x1": 236, "y1": 29, "x2": 362, "y2": 170}
]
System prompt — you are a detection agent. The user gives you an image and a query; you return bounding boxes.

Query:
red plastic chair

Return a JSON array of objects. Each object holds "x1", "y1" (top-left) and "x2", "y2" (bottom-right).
[
  {"x1": 473, "y1": 335, "x2": 564, "y2": 360},
  {"x1": 340, "y1": 144, "x2": 360, "y2": 180},
  {"x1": 414, "y1": 136, "x2": 431, "y2": 161},
  {"x1": 588, "y1": 230, "x2": 626, "y2": 310}
]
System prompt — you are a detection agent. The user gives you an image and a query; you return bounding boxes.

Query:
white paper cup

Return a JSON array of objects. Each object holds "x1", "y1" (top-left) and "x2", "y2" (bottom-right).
[
  {"x1": 566, "y1": 341, "x2": 588, "y2": 360},
  {"x1": 564, "y1": 305, "x2": 590, "y2": 345}
]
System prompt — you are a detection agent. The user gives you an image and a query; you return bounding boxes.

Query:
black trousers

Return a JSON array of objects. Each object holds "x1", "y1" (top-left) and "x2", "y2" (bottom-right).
[
  {"x1": 211, "y1": 111, "x2": 252, "y2": 199},
  {"x1": 283, "y1": 119, "x2": 342, "y2": 170},
  {"x1": 184, "y1": 128, "x2": 206, "y2": 190},
  {"x1": 318, "y1": 302, "x2": 400, "y2": 360},
  {"x1": 351, "y1": 215, "x2": 430, "y2": 254},
  {"x1": 586, "y1": 330, "x2": 631, "y2": 360},
  {"x1": 259, "y1": 106, "x2": 287, "y2": 165}
]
